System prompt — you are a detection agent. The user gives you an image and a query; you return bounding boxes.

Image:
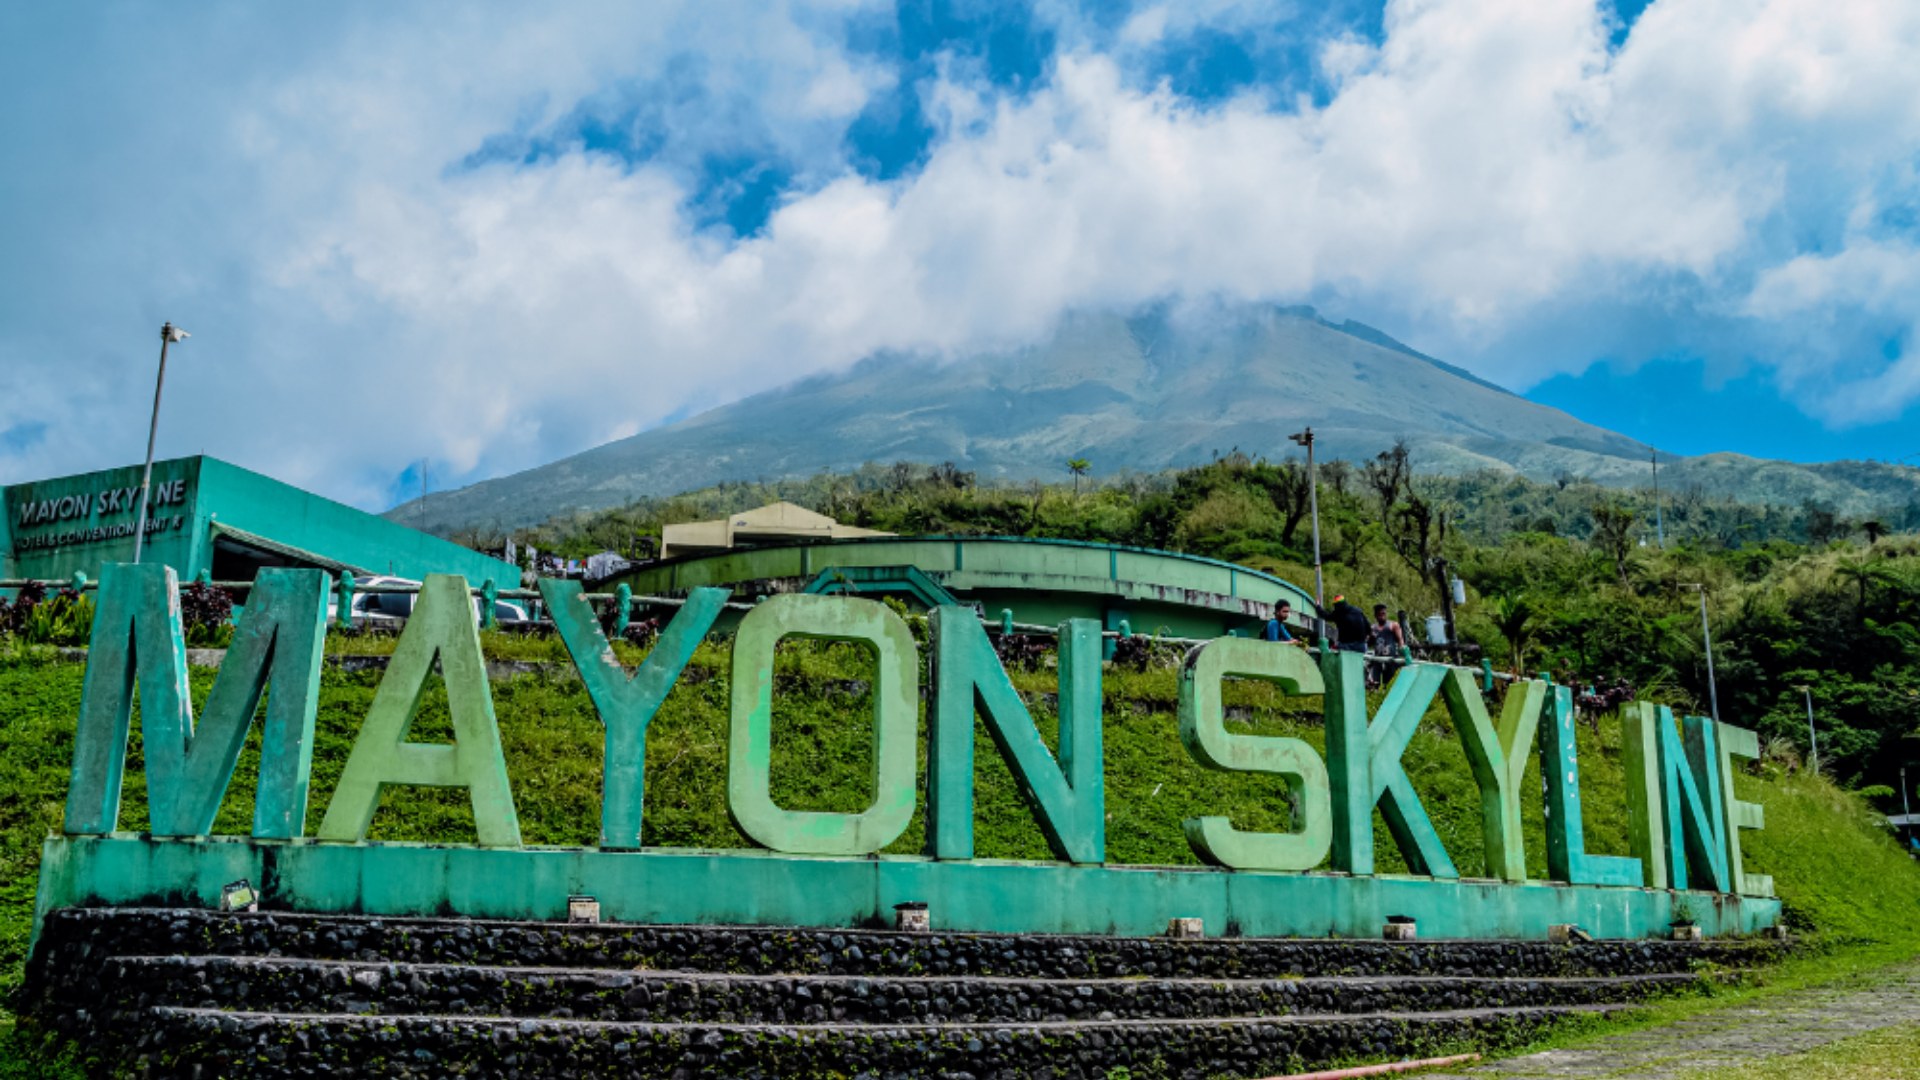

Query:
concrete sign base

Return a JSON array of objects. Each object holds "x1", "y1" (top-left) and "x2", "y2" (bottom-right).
[{"x1": 34, "y1": 835, "x2": 1781, "y2": 944}]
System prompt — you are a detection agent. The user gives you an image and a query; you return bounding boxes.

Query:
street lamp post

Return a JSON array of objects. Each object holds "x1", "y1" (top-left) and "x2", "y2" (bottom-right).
[
  {"x1": 1794, "y1": 684, "x2": 1818, "y2": 774},
  {"x1": 1901, "y1": 764, "x2": 1911, "y2": 850},
  {"x1": 1651, "y1": 449, "x2": 1664, "y2": 548},
  {"x1": 1287, "y1": 427, "x2": 1323, "y2": 608},
  {"x1": 1683, "y1": 583, "x2": 1721, "y2": 723},
  {"x1": 132, "y1": 322, "x2": 188, "y2": 564}
]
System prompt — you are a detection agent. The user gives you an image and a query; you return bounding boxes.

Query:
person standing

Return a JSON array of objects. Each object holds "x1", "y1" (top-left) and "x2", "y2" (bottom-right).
[
  {"x1": 1264, "y1": 601, "x2": 1307, "y2": 646},
  {"x1": 1369, "y1": 604, "x2": 1408, "y2": 685},
  {"x1": 1369, "y1": 604, "x2": 1406, "y2": 655},
  {"x1": 1320, "y1": 595, "x2": 1370, "y2": 653}
]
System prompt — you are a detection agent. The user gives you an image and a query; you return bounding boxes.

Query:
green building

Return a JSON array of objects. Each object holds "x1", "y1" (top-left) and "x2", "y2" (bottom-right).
[
  {"x1": 2, "y1": 456, "x2": 517, "y2": 590},
  {"x1": 611, "y1": 534, "x2": 1316, "y2": 641}
]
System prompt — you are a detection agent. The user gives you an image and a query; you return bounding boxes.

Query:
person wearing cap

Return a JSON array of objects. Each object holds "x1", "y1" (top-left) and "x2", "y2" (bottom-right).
[{"x1": 1319, "y1": 595, "x2": 1370, "y2": 653}]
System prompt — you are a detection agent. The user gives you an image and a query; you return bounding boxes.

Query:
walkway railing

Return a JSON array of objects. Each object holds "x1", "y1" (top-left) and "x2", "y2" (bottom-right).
[{"x1": 0, "y1": 575, "x2": 1512, "y2": 685}]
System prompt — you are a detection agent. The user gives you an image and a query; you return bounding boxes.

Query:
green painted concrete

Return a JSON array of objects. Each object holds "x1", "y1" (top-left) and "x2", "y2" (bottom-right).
[
  {"x1": 927, "y1": 608, "x2": 1105, "y2": 864},
  {"x1": 1354, "y1": 663, "x2": 1459, "y2": 879},
  {"x1": 1461, "y1": 675, "x2": 1543, "y2": 884},
  {"x1": 48, "y1": 568, "x2": 1787, "y2": 947},
  {"x1": 1624, "y1": 702, "x2": 1670, "y2": 891},
  {"x1": 1176, "y1": 638, "x2": 1330, "y2": 871},
  {"x1": 65, "y1": 564, "x2": 330, "y2": 840},
  {"x1": 1716, "y1": 723, "x2": 1773, "y2": 898},
  {"x1": 726, "y1": 594, "x2": 919, "y2": 855},
  {"x1": 804, "y1": 564, "x2": 962, "y2": 610},
  {"x1": 3, "y1": 456, "x2": 516, "y2": 589},
  {"x1": 612, "y1": 535, "x2": 1315, "y2": 640},
  {"x1": 1663, "y1": 708, "x2": 1731, "y2": 894},
  {"x1": 1540, "y1": 684, "x2": 1646, "y2": 889},
  {"x1": 317, "y1": 575, "x2": 522, "y2": 847},
  {"x1": 540, "y1": 579, "x2": 729, "y2": 850},
  {"x1": 32, "y1": 835, "x2": 1782, "y2": 941}
]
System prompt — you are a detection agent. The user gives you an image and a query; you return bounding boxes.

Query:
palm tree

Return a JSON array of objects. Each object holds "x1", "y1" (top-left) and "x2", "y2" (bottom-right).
[
  {"x1": 1835, "y1": 558, "x2": 1897, "y2": 625},
  {"x1": 1488, "y1": 595, "x2": 1535, "y2": 675},
  {"x1": 1067, "y1": 458, "x2": 1091, "y2": 495}
]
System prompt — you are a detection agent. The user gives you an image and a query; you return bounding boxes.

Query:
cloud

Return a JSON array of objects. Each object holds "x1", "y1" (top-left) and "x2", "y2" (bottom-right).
[{"x1": 3, "y1": 0, "x2": 1919, "y2": 509}]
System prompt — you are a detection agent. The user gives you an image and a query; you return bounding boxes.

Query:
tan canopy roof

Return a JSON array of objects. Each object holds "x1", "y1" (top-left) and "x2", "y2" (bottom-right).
[{"x1": 660, "y1": 502, "x2": 891, "y2": 559}]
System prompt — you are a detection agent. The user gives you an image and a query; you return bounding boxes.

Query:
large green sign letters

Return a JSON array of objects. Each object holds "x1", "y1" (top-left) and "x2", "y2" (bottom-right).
[{"x1": 42, "y1": 566, "x2": 1783, "y2": 943}]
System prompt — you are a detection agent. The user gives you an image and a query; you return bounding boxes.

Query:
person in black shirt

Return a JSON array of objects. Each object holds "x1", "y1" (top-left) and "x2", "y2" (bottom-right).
[{"x1": 1320, "y1": 595, "x2": 1371, "y2": 653}]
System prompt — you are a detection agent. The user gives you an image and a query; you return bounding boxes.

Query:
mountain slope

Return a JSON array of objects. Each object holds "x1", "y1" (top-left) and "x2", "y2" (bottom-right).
[{"x1": 397, "y1": 304, "x2": 1919, "y2": 530}]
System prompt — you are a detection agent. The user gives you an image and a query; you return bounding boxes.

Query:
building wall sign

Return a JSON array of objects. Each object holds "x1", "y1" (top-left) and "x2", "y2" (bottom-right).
[
  {"x1": 9, "y1": 479, "x2": 191, "y2": 554},
  {"x1": 37, "y1": 564, "x2": 1784, "y2": 942}
]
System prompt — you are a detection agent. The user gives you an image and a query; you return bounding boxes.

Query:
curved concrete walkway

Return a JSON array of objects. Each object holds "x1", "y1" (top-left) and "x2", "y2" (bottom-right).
[{"x1": 1422, "y1": 961, "x2": 1920, "y2": 1078}]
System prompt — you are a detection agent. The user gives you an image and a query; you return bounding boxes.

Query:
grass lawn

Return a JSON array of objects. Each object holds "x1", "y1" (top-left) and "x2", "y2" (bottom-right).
[{"x1": 0, "y1": 633, "x2": 1917, "y2": 1075}]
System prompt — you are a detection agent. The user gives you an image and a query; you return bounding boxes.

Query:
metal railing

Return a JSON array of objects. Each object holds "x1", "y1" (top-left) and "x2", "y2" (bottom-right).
[{"x1": 1, "y1": 575, "x2": 1514, "y2": 686}]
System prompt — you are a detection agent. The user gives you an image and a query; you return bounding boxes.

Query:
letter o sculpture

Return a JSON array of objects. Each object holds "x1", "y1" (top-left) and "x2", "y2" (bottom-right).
[{"x1": 726, "y1": 593, "x2": 919, "y2": 855}]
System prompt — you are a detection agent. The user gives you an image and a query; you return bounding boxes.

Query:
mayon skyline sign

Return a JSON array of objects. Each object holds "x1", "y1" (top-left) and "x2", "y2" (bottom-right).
[
  {"x1": 39, "y1": 564, "x2": 1780, "y2": 942},
  {"x1": 10, "y1": 478, "x2": 190, "y2": 554}
]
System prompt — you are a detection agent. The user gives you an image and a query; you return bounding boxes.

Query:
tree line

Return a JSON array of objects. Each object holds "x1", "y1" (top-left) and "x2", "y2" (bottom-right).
[{"x1": 481, "y1": 450, "x2": 1920, "y2": 795}]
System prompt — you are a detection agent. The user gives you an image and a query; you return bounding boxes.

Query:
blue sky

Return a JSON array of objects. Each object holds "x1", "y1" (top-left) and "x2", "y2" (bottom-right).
[{"x1": 2, "y1": 0, "x2": 1918, "y2": 510}]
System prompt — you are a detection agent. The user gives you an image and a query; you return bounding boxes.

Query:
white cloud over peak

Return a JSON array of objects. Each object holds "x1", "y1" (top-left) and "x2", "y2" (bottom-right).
[{"x1": 3, "y1": 0, "x2": 1919, "y2": 508}]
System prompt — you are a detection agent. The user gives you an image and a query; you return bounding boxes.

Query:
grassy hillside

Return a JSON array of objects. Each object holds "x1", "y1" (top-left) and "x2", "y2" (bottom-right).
[{"x1": 1, "y1": 630, "x2": 1916, "y2": 1011}]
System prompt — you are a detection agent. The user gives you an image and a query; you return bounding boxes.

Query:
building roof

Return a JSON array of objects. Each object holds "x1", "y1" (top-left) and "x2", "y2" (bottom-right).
[
  {"x1": 659, "y1": 501, "x2": 890, "y2": 559},
  {"x1": 3, "y1": 455, "x2": 518, "y2": 587}
]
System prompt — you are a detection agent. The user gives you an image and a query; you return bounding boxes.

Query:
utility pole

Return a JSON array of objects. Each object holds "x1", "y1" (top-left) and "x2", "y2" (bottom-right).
[
  {"x1": 1684, "y1": 584, "x2": 1720, "y2": 723},
  {"x1": 1287, "y1": 427, "x2": 1324, "y2": 608},
  {"x1": 133, "y1": 322, "x2": 189, "y2": 564},
  {"x1": 1796, "y1": 684, "x2": 1818, "y2": 773},
  {"x1": 1902, "y1": 764, "x2": 1912, "y2": 851},
  {"x1": 1652, "y1": 449, "x2": 1664, "y2": 548},
  {"x1": 1436, "y1": 555, "x2": 1458, "y2": 660}
]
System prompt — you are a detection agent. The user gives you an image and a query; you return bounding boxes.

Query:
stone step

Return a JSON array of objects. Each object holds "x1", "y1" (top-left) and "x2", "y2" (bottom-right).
[
  {"x1": 38, "y1": 907, "x2": 1782, "y2": 982},
  {"x1": 121, "y1": 1003, "x2": 1628, "y2": 1079},
  {"x1": 82, "y1": 953, "x2": 1711, "y2": 1025}
]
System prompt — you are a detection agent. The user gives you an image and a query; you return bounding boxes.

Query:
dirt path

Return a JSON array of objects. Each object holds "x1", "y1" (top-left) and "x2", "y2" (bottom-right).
[{"x1": 1423, "y1": 962, "x2": 1920, "y2": 1078}]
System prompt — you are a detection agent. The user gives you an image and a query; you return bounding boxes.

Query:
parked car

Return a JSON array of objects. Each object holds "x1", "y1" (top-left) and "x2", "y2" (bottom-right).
[{"x1": 326, "y1": 575, "x2": 528, "y2": 628}]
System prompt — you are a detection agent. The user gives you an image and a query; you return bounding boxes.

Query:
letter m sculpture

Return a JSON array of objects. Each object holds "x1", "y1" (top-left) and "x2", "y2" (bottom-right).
[{"x1": 65, "y1": 563, "x2": 329, "y2": 839}]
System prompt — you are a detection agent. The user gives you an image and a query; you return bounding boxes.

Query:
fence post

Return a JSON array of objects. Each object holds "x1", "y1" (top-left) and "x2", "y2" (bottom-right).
[{"x1": 335, "y1": 571, "x2": 355, "y2": 630}]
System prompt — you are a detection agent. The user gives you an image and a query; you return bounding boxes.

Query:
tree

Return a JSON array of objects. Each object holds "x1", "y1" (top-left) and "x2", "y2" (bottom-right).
[
  {"x1": 1363, "y1": 442, "x2": 1451, "y2": 595},
  {"x1": 1487, "y1": 594, "x2": 1535, "y2": 674},
  {"x1": 1804, "y1": 500, "x2": 1843, "y2": 545},
  {"x1": 1067, "y1": 458, "x2": 1091, "y2": 495},
  {"x1": 1320, "y1": 460, "x2": 1353, "y2": 496},
  {"x1": 928, "y1": 461, "x2": 975, "y2": 489},
  {"x1": 1255, "y1": 461, "x2": 1313, "y2": 547},
  {"x1": 1834, "y1": 558, "x2": 1898, "y2": 626},
  {"x1": 1589, "y1": 504, "x2": 1636, "y2": 588},
  {"x1": 1862, "y1": 519, "x2": 1888, "y2": 545}
]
